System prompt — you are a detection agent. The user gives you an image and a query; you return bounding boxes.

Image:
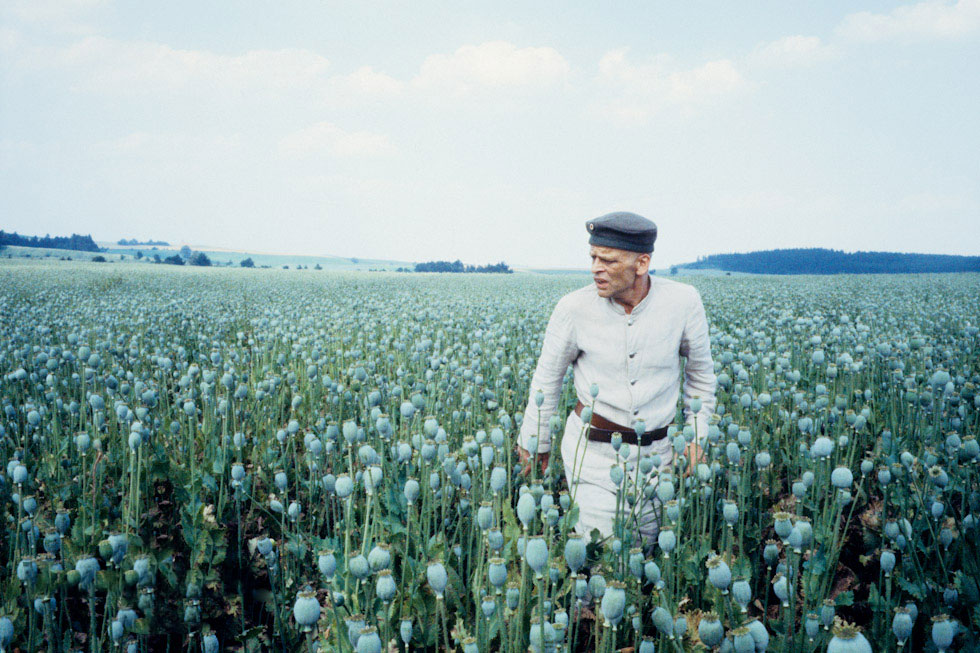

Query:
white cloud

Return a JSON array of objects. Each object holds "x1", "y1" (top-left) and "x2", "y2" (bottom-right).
[
  {"x1": 278, "y1": 122, "x2": 394, "y2": 158},
  {"x1": 594, "y1": 49, "x2": 743, "y2": 123},
  {"x1": 51, "y1": 37, "x2": 331, "y2": 93},
  {"x1": 3, "y1": 0, "x2": 107, "y2": 33},
  {"x1": 325, "y1": 66, "x2": 404, "y2": 101},
  {"x1": 836, "y1": 0, "x2": 980, "y2": 42},
  {"x1": 412, "y1": 40, "x2": 569, "y2": 95},
  {"x1": 749, "y1": 35, "x2": 841, "y2": 68}
]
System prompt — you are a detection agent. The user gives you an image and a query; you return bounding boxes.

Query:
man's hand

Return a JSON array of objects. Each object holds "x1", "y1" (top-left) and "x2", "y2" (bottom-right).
[
  {"x1": 682, "y1": 441, "x2": 705, "y2": 476},
  {"x1": 517, "y1": 446, "x2": 550, "y2": 476}
]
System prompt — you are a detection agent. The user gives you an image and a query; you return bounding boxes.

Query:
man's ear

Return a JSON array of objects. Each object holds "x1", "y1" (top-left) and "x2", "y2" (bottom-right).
[{"x1": 635, "y1": 253, "x2": 651, "y2": 273}]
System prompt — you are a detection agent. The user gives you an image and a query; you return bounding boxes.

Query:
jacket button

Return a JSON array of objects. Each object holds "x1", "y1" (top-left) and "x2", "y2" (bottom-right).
[{"x1": 630, "y1": 379, "x2": 637, "y2": 385}]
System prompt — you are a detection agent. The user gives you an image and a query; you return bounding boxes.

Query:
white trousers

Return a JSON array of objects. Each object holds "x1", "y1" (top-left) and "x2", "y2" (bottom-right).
[{"x1": 559, "y1": 411, "x2": 675, "y2": 550}]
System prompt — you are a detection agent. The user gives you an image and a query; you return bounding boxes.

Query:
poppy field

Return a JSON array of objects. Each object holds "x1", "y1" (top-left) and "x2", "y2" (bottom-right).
[{"x1": 1, "y1": 261, "x2": 978, "y2": 652}]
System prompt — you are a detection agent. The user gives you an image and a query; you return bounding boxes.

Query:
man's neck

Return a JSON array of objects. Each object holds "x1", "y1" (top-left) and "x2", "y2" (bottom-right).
[{"x1": 614, "y1": 274, "x2": 650, "y2": 314}]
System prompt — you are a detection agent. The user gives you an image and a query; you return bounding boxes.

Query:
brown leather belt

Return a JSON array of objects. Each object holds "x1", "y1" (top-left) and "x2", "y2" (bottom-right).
[{"x1": 574, "y1": 401, "x2": 668, "y2": 446}]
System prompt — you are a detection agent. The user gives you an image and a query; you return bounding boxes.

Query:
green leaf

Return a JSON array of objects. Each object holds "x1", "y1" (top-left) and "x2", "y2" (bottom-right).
[
  {"x1": 200, "y1": 473, "x2": 218, "y2": 493},
  {"x1": 896, "y1": 575, "x2": 925, "y2": 600},
  {"x1": 867, "y1": 585, "x2": 884, "y2": 611},
  {"x1": 381, "y1": 513, "x2": 408, "y2": 537},
  {"x1": 834, "y1": 591, "x2": 854, "y2": 607}
]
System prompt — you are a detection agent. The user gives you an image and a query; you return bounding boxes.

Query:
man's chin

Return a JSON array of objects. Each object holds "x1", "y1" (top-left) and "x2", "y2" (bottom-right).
[{"x1": 594, "y1": 284, "x2": 611, "y2": 297}]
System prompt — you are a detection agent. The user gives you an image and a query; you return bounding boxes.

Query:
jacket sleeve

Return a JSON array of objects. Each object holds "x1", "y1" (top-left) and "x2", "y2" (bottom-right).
[
  {"x1": 517, "y1": 298, "x2": 579, "y2": 454},
  {"x1": 679, "y1": 288, "x2": 716, "y2": 447}
]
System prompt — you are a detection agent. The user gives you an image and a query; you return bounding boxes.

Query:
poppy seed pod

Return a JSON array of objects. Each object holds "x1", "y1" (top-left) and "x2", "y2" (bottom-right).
[
  {"x1": 658, "y1": 527, "x2": 676, "y2": 557},
  {"x1": 772, "y1": 573, "x2": 789, "y2": 607},
  {"x1": 477, "y1": 502, "x2": 494, "y2": 531},
  {"x1": 706, "y1": 556, "x2": 732, "y2": 593},
  {"x1": 367, "y1": 544, "x2": 390, "y2": 572},
  {"x1": 892, "y1": 606, "x2": 912, "y2": 644},
  {"x1": 427, "y1": 561, "x2": 448, "y2": 599},
  {"x1": 722, "y1": 500, "x2": 739, "y2": 527},
  {"x1": 817, "y1": 599, "x2": 836, "y2": 630},
  {"x1": 317, "y1": 550, "x2": 336, "y2": 580},
  {"x1": 524, "y1": 536, "x2": 548, "y2": 577},
  {"x1": 480, "y1": 597, "x2": 496, "y2": 618},
  {"x1": 880, "y1": 549, "x2": 896, "y2": 577},
  {"x1": 17, "y1": 557, "x2": 38, "y2": 585},
  {"x1": 335, "y1": 474, "x2": 354, "y2": 499},
  {"x1": 487, "y1": 527, "x2": 504, "y2": 552},
  {"x1": 698, "y1": 612, "x2": 724, "y2": 648},
  {"x1": 792, "y1": 479, "x2": 807, "y2": 499},
  {"x1": 788, "y1": 526, "x2": 804, "y2": 553},
  {"x1": 403, "y1": 478, "x2": 419, "y2": 504},
  {"x1": 600, "y1": 581, "x2": 626, "y2": 628},
  {"x1": 564, "y1": 534, "x2": 586, "y2": 573},
  {"x1": 375, "y1": 569, "x2": 396, "y2": 603},
  {"x1": 528, "y1": 618, "x2": 555, "y2": 652},
  {"x1": 348, "y1": 554, "x2": 369, "y2": 580},
  {"x1": 652, "y1": 606, "x2": 673, "y2": 636},
  {"x1": 55, "y1": 509, "x2": 71, "y2": 535},
  {"x1": 674, "y1": 614, "x2": 688, "y2": 639},
  {"x1": 645, "y1": 559, "x2": 662, "y2": 586},
  {"x1": 828, "y1": 620, "x2": 872, "y2": 653},
  {"x1": 43, "y1": 530, "x2": 61, "y2": 554},
  {"x1": 506, "y1": 582, "x2": 520, "y2": 609},
  {"x1": 345, "y1": 615, "x2": 366, "y2": 647},
  {"x1": 773, "y1": 512, "x2": 793, "y2": 541},
  {"x1": 725, "y1": 442, "x2": 741, "y2": 465},
  {"x1": 400, "y1": 619, "x2": 413, "y2": 645},
  {"x1": 805, "y1": 612, "x2": 820, "y2": 641},
  {"x1": 488, "y1": 558, "x2": 507, "y2": 589},
  {"x1": 75, "y1": 556, "x2": 100, "y2": 591},
  {"x1": 516, "y1": 492, "x2": 536, "y2": 529},
  {"x1": 588, "y1": 573, "x2": 606, "y2": 599},
  {"x1": 831, "y1": 466, "x2": 853, "y2": 489},
  {"x1": 628, "y1": 548, "x2": 644, "y2": 579},
  {"x1": 292, "y1": 590, "x2": 320, "y2": 631},
  {"x1": 609, "y1": 465, "x2": 624, "y2": 486},
  {"x1": 811, "y1": 436, "x2": 834, "y2": 459},
  {"x1": 747, "y1": 619, "x2": 769, "y2": 651},
  {"x1": 732, "y1": 577, "x2": 752, "y2": 612}
]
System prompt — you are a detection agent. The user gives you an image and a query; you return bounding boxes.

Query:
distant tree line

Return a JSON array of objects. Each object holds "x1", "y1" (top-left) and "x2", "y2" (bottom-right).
[
  {"x1": 155, "y1": 246, "x2": 211, "y2": 266},
  {"x1": 414, "y1": 260, "x2": 513, "y2": 273},
  {"x1": 0, "y1": 230, "x2": 101, "y2": 252},
  {"x1": 683, "y1": 248, "x2": 980, "y2": 275},
  {"x1": 117, "y1": 238, "x2": 170, "y2": 246}
]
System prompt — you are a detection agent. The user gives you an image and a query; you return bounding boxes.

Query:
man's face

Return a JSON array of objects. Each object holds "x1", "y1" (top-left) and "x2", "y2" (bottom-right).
[{"x1": 590, "y1": 246, "x2": 646, "y2": 299}]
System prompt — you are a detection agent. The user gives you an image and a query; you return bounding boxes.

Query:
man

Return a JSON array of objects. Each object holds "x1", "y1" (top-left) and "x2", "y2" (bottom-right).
[{"x1": 517, "y1": 211, "x2": 716, "y2": 546}]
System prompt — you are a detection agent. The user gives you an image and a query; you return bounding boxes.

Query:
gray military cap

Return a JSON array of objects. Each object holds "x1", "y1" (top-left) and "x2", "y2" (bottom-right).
[{"x1": 585, "y1": 211, "x2": 657, "y2": 253}]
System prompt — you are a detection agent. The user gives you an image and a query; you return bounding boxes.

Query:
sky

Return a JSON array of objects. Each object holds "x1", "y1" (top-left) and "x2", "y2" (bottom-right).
[{"x1": 1, "y1": 1, "x2": 979, "y2": 268}]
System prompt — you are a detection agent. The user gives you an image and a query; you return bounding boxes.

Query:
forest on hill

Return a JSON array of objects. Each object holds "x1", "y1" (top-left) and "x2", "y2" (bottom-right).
[
  {"x1": 0, "y1": 231, "x2": 101, "y2": 252},
  {"x1": 682, "y1": 248, "x2": 980, "y2": 274}
]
